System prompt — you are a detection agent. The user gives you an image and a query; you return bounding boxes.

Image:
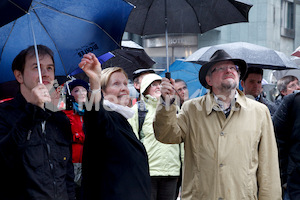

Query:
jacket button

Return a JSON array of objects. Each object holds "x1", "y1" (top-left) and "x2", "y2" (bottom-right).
[
  {"x1": 219, "y1": 163, "x2": 224, "y2": 167},
  {"x1": 218, "y1": 198, "x2": 224, "y2": 200},
  {"x1": 220, "y1": 132, "x2": 224, "y2": 136}
]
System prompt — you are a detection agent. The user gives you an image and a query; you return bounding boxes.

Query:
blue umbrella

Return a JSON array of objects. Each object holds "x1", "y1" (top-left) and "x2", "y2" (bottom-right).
[
  {"x1": 0, "y1": 0, "x2": 133, "y2": 83},
  {"x1": 159, "y1": 60, "x2": 207, "y2": 98}
]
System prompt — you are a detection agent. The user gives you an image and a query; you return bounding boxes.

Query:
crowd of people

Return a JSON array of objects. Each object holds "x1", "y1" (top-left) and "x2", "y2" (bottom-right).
[{"x1": 0, "y1": 45, "x2": 300, "y2": 200}]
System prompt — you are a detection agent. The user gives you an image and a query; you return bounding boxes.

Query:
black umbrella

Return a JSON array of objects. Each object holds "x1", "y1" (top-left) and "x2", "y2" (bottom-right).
[
  {"x1": 186, "y1": 42, "x2": 299, "y2": 70},
  {"x1": 0, "y1": 0, "x2": 32, "y2": 27},
  {"x1": 102, "y1": 41, "x2": 155, "y2": 80},
  {"x1": 125, "y1": 0, "x2": 253, "y2": 73}
]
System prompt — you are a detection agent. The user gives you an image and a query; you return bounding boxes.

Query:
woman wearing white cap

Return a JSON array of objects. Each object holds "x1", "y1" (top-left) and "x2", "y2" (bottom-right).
[{"x1": 128, "y1": 73, "x2": 181, "y2": 200}]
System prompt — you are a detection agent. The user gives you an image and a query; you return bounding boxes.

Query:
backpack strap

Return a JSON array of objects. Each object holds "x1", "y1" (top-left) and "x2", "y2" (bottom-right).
[{"x1": 137, "y1": 100, "x2": 148, "y2": 140}]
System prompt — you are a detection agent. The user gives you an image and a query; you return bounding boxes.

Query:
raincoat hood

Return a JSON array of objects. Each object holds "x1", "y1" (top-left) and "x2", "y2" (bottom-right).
[{"x1": 140, "y1": 73, "x2": 162, "y2": 95}]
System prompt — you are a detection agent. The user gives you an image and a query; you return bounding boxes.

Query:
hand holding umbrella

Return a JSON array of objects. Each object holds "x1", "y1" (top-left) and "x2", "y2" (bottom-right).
[{"x1": 29, "y1": 83, "x2": 52, "y2": 109}]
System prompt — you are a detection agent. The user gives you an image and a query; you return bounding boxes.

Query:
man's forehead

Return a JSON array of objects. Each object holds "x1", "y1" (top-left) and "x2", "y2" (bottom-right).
[
  {"x1": 212, "y1": 60, "x2": 235, "y2": 68},
  {"x1": 247, "y1": 73, "x2": 262, "y2": 81},
  {"x1": 25, "y1": 54, "x2": 54, "y2": 65},
  {"x1": 175, "y1": 81, "x2": 186, "y2": 88}
]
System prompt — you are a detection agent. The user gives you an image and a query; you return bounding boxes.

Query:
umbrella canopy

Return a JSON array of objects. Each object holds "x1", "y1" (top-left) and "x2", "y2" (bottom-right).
[
  {"x1": 186, "y1": 42, "x2": 299, "y2": 70},
  {"x1": 125, "y1": 0, "x2": 252, "y2": 71},
  {"x1": 0, "y1": 0, "x2": 133, "y2": 83},
  {"x1": 125, "y1": 0, "x2": 252, "y2": 35},
  {"x1": 159, "y1": 60, "x2": 206, "y2": 98},
  {"x1": 0, "y1": 0, "x2": 32, "y2": 27},
  {"x1": 103, "y1": 41, "x2": 156, "y2": 80},
  {"x1": 292, "y1": 46, "x2": 300, "y2": 57}
]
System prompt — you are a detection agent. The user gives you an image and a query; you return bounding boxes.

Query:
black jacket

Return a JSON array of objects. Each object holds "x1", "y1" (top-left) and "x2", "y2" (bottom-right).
[
  {"x1": 273, "y1": 92, "x2": 300, "y2": 199},
  {"x1": 0, "y1": 93, "x2": 75, "y2": 200},
  {"x1": 82, "y1": 100, "x2": 151, "y2": 200}
]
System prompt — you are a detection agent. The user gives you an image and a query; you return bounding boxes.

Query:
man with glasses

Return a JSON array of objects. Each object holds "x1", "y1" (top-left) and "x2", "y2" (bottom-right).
[
  {"x1": 174, "y1": 79, "x2": 189, "y2": 108},
  {"x1": 154, "y1": 49, "x2": 282, "y2": 199},
  {"x1": 275, "y1": 75, "x2": 300, "y2": 106}
]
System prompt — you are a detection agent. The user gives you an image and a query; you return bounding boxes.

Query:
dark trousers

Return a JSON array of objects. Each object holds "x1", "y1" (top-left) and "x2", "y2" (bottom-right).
[{"x1": 151, "y1": 176, "x2": 178, "y2": 200}]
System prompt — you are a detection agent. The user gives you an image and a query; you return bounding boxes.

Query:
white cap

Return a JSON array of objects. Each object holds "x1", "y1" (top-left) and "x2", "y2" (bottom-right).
[{"x1": 140, "y1": 73, "x2": 162, "y2": 94}]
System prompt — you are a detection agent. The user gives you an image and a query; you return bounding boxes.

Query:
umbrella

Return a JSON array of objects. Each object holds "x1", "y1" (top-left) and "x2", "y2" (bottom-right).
[
  {"x1": 103, "y1": 41, "x2": 156, "y2": 80},
  {"x1": 125, "y1": 0, "x2": 253, "y2": 72},
  {"x1": 0, "y1": 0, "x2": 133, "y2": 84},
  {"x1": 292, "y1": 46, "x2": 300, "y2": 57},
  {"x1": 186, "y1": 42, "x2": 299, "y2": 70},
  {"x1": 0, "y1": 0, "x2": 32, "y2": 27},
  {"x1": 159, "y1": 60, "x2": 206, "y2": 98}
]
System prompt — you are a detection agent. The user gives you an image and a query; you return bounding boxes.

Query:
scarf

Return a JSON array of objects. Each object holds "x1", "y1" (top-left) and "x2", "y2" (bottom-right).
[
  {"x1": 103, "y1": 99, "x2": 135, "y2": 119},
  {"x1": 73, "y1": 102, "x2": 85, "y2": 116}
]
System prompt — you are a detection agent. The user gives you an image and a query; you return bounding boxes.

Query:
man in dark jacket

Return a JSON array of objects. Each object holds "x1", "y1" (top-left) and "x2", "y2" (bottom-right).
[
  {"x1": 241, "y1": 67, "x2": 276, "y2": 115},
  {"x1": 0, "y1": 45, "x2": 75, "y2": 200},
  {"x1": 273, "y1": 92, "x2": 300, "y2": 200}
]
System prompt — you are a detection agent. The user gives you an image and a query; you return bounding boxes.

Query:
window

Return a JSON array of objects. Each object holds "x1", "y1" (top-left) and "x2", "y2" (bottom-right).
[{"x1": 281, "y1": 0, "x2": 295, "y2": 38}]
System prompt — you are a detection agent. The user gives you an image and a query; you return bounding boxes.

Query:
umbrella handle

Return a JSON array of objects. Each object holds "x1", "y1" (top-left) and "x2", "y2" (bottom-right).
[{"x1": 165, "y1": 72, "x2": 171, "y2": 79}]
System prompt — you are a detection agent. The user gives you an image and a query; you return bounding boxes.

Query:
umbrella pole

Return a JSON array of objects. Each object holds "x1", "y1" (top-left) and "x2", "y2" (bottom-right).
[
  {"x1": 164, "y1": 0, "x2": 171, "y2": 79},
  {"x1": 28, "y1": 13, "x2": 43, "y2": 84}
]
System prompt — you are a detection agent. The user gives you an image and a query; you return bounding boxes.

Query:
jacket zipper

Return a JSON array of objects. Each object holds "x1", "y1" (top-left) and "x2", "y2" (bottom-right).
[{"x1": 41, "y1": 121, "x2": 58, "y2": 199}]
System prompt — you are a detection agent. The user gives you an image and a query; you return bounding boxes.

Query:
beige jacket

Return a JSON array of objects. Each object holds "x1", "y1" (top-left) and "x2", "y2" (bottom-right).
[{"x1": 153, "y1": 90, "x2": 282, "y2": 200}]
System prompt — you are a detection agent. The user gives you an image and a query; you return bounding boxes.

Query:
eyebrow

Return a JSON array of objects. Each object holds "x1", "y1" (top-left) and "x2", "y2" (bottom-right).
[{"x1": 31, "y1": 63, "x2": 55, "y2": 67}]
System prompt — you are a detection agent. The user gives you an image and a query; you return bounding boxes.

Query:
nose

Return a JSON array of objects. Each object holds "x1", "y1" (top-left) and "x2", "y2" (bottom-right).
[
  {"x1": 121, "y1": 83, "x2": 129, "y2": 91},
  {"x1": 41, "y1": 66, "x2": 49, "y2": 76}
]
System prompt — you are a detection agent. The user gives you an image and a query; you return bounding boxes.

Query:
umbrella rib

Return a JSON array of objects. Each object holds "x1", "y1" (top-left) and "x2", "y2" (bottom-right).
[
  {"x1": 185, "y1": 0, "x2": 202, "y2": 33},
  {"x1": 141, "y1": 1, "x2": 155, "y2": 35},
  {"x1": 8, "y1": 0, "x2": 30, "y2": 14},
  {"x1": 32, "y1": 9, "x2": 68, "y2": 76},
  {"x1": 36, "y1": 2, "x2": 121, "y2": 48},
  {"x1": 0, "y1": 21, "x2": 17, "y2": 65}
]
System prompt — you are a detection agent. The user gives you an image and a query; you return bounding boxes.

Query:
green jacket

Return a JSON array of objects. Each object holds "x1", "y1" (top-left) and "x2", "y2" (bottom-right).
[{"x1": 128, "y1": 94, "x2": 181, "y2": 176}]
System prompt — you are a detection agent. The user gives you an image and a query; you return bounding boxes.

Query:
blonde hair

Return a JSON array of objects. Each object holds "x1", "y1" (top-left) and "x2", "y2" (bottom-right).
[{"x1": 101, "y1": 67, "x2": 128, "y2": 90}]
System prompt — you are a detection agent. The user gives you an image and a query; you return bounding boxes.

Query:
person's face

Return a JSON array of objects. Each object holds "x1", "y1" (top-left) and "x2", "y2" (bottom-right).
[
  {"x1": 205, "y1": 61, "x2": 240, "y2": 93},
  {"x1": 282, "y1": 79, "x2": 300, "y2": 96},
  {"x1": 174, "y1": 81, "x2": 189, "y2": 102},
  {"x1": 145, "y1": 80, "x2": 161, "y2": 99},
  {"x1": 241, "y1": 73, "x2": 262, "y2": 98},
  {"x1": 133, "y1": 73, "x2": 150, "y2": 92},
  {"x1": 71, "y1": 86, "x2": 87, "y2": 103},
  {"x1": 15, "y1": 54, "x2": 55, "y2": 92},
  {"x1": 103, "y1": 72, "x2": 130, "y2": 106}
]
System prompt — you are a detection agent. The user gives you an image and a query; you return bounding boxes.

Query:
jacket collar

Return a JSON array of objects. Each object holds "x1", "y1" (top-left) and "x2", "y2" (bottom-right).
[{"x1": 206, "y1": 89, "x2": 247, "y2": 116}]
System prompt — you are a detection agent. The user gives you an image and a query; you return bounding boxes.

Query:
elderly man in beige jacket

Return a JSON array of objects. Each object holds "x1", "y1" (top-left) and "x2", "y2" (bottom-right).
[{"x1": 153, "y1": 49, "x2": 282, "y2": 200}]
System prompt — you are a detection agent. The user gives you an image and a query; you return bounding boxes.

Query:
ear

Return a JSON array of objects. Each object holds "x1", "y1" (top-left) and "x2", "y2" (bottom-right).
[
  {"x1": 240, "y1": 80, "x2": 245, "y2": 89},
  {"x1": 133, "y1": 81, "x2": 140, "y2": 90},
  {"x1": 205, "y1": 76, "x2": 212, "y2": 87},
  {"x1": 281, "y1": 90, "x2": 287, "y2": 96},
  {"x1": 14, "y1": 70, "x2": 24, "y2": 84}
]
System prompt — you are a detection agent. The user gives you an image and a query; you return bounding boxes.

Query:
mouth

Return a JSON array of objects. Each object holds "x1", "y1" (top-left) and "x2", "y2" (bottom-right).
[
  {"x1": 223, "y1": 74, "x2": 235, "y2": 80},
  {"x1": 42, "y1": 80, "x2": 50, "y2": 85}
]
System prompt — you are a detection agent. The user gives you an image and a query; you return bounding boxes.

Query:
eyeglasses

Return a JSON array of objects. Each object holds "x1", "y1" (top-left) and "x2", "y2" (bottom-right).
[
  {"x1": 211, "y1": 65, "x2": 239, "y2": 74},
  {"x1": 150, "y1": 82, "x2": 161, "y2": 87},
  {"x1": 177, "y1": 86, "x2": 187, "y2": 93},
  {"x1": 287, "y1": 82, "x2": 300, "y2": 90}
]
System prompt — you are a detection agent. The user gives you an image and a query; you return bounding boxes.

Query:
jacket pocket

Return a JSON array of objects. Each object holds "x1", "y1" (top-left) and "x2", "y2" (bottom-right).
[
  {"x1": 54, "y1": 137, "x2": 71, "y2": 168},
  {"x1": 24, "y1": 142, "x2": 45, "y2": 170}
]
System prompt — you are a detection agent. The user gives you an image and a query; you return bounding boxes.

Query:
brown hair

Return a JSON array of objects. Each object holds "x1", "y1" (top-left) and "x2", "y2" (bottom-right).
[{"x1": 12, "y1": 45, "x2": 54, "y2": 74}]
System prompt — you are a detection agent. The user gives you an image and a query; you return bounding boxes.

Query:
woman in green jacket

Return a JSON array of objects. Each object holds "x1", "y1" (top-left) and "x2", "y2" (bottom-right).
[{"x1": 128, "y1": 73, "x2": 181, "y2": 200}]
